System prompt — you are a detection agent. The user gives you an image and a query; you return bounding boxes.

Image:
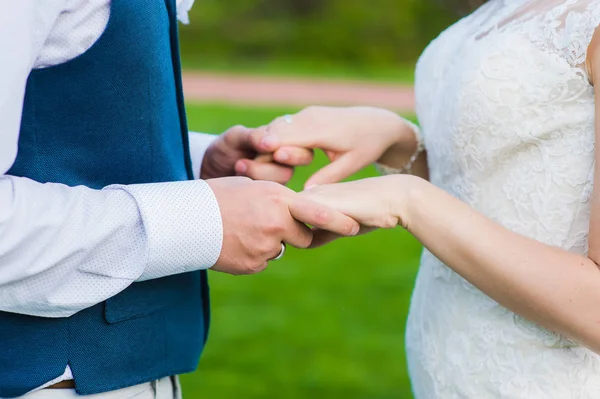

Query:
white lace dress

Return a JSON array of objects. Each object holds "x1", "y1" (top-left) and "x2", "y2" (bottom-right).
[{"x1": 406, "y1": 1, "x2": 600, "y2": 397}]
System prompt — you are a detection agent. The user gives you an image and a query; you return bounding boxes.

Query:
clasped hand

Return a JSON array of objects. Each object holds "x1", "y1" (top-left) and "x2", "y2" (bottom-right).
[
  {"x1": 202, "y1": 106, "x2": 424, "y2": 275},
  {"x1": 245, "y1": 106, "x2": 425, "y2": 243},
  {"x1": 202, "y1": 124, "x2": 362, "y2": 276}
]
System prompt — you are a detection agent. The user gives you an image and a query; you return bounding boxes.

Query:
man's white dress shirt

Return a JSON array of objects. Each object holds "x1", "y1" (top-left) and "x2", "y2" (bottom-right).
[{"x1": 0, "y1": 0, "x2": 223, "y2": 391}]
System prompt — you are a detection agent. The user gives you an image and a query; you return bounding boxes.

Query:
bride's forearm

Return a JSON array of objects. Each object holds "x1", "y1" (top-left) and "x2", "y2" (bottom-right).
[{"x1": 398, "y1": 176, "x2": 600, "y2": 352}]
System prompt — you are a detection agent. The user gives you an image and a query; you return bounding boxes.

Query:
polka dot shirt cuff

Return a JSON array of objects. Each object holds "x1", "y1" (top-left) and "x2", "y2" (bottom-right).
[{"x1": 118, "y1": 179, "x2": 223, "y2": 281}]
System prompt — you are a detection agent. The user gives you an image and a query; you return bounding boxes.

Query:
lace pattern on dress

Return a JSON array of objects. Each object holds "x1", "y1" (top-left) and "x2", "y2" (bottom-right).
[{"x1": 406, "y1": 1, "x2": 600, "y2": 398}]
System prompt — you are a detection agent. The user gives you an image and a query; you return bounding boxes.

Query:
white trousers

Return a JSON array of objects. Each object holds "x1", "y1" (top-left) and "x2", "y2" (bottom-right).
[{"x1": 21, "y1": 377, "x2": 182, "y2": 399}]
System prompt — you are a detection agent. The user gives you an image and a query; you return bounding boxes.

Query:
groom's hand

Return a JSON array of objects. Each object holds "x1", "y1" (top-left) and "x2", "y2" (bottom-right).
[
  {"x1": 207, "y1": 177, "x2": 359, "y2": 275},
  {"x1": 201, "y1": 125, "x2": 313, "y2": 183}
]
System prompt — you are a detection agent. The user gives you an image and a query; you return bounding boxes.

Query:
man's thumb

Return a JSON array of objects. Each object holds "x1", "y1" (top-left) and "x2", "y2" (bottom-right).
[{"x1": 225, "y1": 125, "x2": 254, "y2": 150}]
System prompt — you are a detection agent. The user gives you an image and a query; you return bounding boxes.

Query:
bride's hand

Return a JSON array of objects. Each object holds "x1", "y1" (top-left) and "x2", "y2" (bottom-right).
[
  {"x1": 247, "y1": 106, "x2": 419, "y2": 188},
  {"x1": 299, "y1": 175, "x2": 426, "y2": 247}
]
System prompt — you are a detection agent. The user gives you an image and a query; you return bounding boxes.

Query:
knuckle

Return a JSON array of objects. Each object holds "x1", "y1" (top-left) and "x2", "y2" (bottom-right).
[
  {"x1": 230, "y1": 124, "x2": 247, "y2": 132},
  {"x1": 290, "y1": 199, "x2": 310, "y2": 217},
  {"x1": 293, "y1": 203, "x2": 311, "y2": 219},
  {"x1": 263, "y1": 216, "x2": 285, "y2": 235},
  {"x1": 223, "y1": 125, "x2": 250, "y2": 146},
  {"x1": 267, "y1": 194, "x2": 284, "y2": 209},
  {"x1": 313, "y1": 209, "x2": 332, "y2": 226},
  {"x1": 257, "y1": 239, "x2": 276, "y2": 254},
  {"x1": 275, "y1": 168, "x2": 294, "y2": 184},
  {"x1": 240, "y1": 255, "x2": 267, "y2": 274},
  {"x1": 379, "y1": 215, "x2": 398, "y2": 229},
  {"x1": 306, "y1": 184, "x2": 323, "y2": 195},
  {"x1": 253, "y1": 237, "x2": 280, "y2": 260},
  {"x1": 295, "y1": 241, "x2": 307, "y2": 250},
  {"x1": 229, "y1": 266, "x2": 245, "y2": 276},
  {"x1": 265, "y1": 184, "x2": 288, "y2": 203},
  {"x1": 248, "y1": 128, "x2": 264, "y2": 143},
  {"x1": 246, "y1": 261, "x2": 267, "y2": 274},
  {"x1": 297, "y1": 234, "x2": 313, "y2": 249}
]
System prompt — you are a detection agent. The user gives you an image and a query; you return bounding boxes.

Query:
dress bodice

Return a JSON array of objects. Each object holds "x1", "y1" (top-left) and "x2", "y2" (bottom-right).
[{"x1": 406, "y1": 1, "x2": 600, "y2": 397}]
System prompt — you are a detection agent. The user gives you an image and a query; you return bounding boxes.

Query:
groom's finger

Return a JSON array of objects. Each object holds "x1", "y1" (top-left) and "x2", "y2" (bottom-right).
[
  {"x1": 273, "y1": 146, "x2": 314, "y2": 166},
  {"x1": 253, "y1": 147, "x2": 313, "y2": 167},
  {"x1": 281, "y1": 219, "x2": 314, "y2": 250},
  {"x1": 249, "y1": 123, "x2": 316, "y2": 152},
  {"x1": 235, "y1": 159, "x2": 294, "y2": 184},
  {"x1": 288, "y1": 197, "x2": 360, "y2": 237},
  {"x1": 223, "y1": 125, "x2": 254, "y2": 150}
]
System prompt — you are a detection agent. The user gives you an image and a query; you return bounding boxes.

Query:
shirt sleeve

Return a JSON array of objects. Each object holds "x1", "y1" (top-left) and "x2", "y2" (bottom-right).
[
  {"x1": 0, "y1": 0, "x2": 223, "y2": 319},
  {"x1": 188, "y1": 132, "x2": 219, "y2": 179},
  {"x1": 175, "y1": 0, "x2": 195, "y2": 24}
]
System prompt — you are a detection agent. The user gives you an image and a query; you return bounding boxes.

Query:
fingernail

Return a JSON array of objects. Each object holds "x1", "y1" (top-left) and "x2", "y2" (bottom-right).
[
  {"x1": 260, "y1": 135, "x2": 279, "y2": 149},
  {"x1": 350, "y1": 225, "x2": 360, "y2": 236},
  {"x1": 305, "y1": 184, "x2": 318, "y2": 190},
  {"x1": 276, "y1": 151, "x2": 289, "y2": 162},
  {"x1": 235, "y1": 161, "x2": 247, "y2": 174}
]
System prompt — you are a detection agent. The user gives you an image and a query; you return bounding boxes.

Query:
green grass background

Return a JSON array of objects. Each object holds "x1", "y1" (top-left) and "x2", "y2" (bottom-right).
[{"x1": 179, "y1": 103, "x2": 422, "y2": 398}]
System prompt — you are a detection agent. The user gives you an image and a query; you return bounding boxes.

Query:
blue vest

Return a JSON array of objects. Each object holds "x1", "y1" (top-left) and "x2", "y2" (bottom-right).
[{"x1": 2, "y1": 0, "x2": 210, "y2": 396}]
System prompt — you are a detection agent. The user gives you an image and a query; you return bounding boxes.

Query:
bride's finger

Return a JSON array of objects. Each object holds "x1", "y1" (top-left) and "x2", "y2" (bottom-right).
[
  {"x1": 253, "y1": 153, "x2": 274, "y2": 163},
  {"x1": 305, "y1": 153, "x2": 365, "y2": 188}
]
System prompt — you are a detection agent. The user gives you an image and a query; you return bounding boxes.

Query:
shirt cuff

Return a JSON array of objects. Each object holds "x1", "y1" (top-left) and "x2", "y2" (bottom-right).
[
  {"x1": 188, "y1": 132, "x2": 219, "y2": 180},
  {"x1": 117, "y1": 180, "x2": 223, "y2": 280},
  {"x1": 176, "y1": 0, "x2": 195, "y2": 24}
]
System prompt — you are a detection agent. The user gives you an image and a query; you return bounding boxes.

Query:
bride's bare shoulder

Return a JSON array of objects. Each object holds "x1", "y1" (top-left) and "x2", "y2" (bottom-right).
[{"x1": 585, "y1": 20, "x2": 600, "y2": 85}]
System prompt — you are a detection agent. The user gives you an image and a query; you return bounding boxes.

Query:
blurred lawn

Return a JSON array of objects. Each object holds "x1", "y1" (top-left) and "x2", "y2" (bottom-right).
[{"x1": 181, "y1": 103, "x2": 421, "y2": 399}]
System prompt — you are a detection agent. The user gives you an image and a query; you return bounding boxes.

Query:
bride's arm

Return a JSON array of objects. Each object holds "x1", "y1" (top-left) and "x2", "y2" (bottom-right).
[
  {"x1": 301, "y1": 29, "x2": 600, "y2": 354},
  {"x1": 305, "y1": 169, "x2": 600, "y2": 353},
  {"x1": 403, "y1": 176, "x2": 600, "y2": 351},
  {"x1": 585, "y1": 30, "x2": 600, "y2": 268}
]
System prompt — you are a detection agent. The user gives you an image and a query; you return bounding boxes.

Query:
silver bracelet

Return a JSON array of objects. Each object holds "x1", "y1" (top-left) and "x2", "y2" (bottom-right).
[{"x1": 375, "y1": 118, "x2": 424, "y2": 175}]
